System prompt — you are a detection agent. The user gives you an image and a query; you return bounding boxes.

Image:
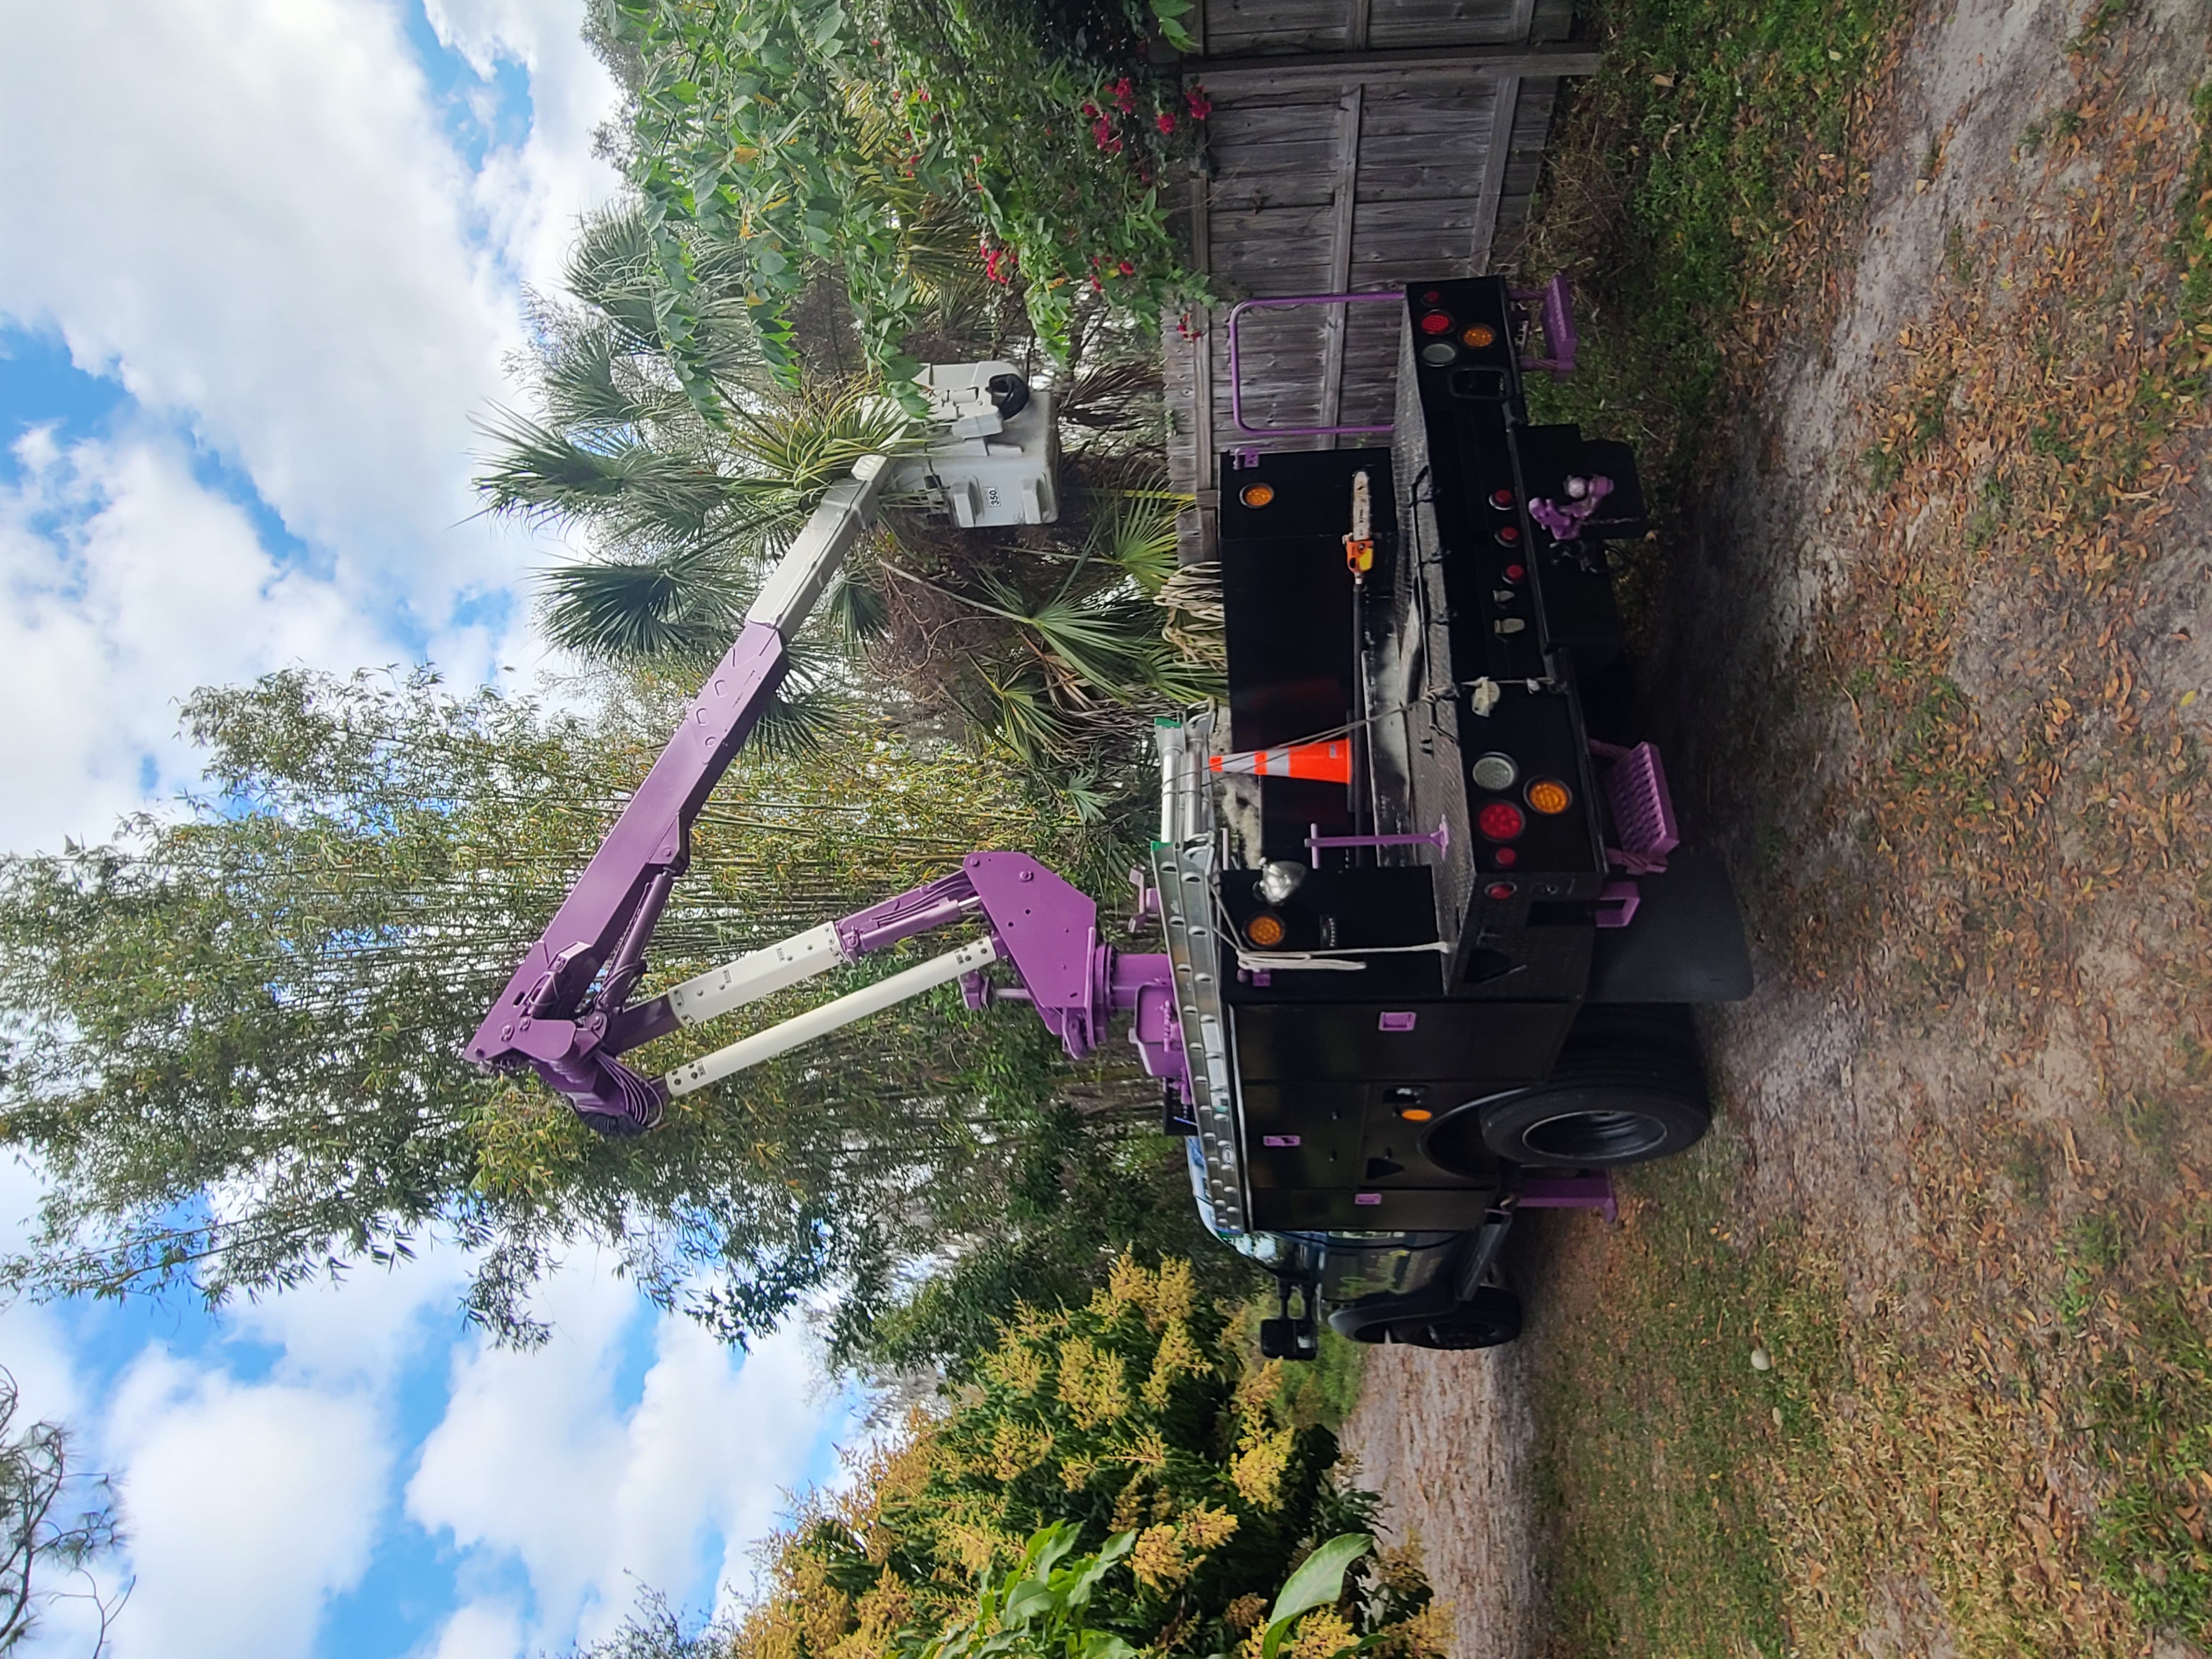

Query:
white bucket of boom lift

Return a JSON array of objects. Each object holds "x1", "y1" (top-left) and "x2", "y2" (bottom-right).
[{"x1": 899, "y1": 360, "x2": 1058, "y2": 528}]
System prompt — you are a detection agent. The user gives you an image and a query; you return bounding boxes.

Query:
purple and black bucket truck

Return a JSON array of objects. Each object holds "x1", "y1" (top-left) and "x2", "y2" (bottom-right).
[{"x1": 466, "y1": 278, "x2": 1752, "y2": 1358}]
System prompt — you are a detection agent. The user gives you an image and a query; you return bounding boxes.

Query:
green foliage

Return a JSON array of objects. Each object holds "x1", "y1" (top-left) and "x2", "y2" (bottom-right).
[
  {"x1": 1227, "y1": 1300, "x2": 1368, "y2": 1434},
  {"x1": 740, "y1": 1259, "x2": 1444, "y2": 1659},
  {"x1": 606, "y1": 0, "x2": 1206, "y2": 404},
  {"x1": 905, "y1": 1523, "x2": 1140, "y2": 1659},
  {"x1": 0, "y1": 668, "x2": 1195, "y2": 1356},
  {"x1": 484, "y1": 199, "x2": 1211, "y2": 785}
]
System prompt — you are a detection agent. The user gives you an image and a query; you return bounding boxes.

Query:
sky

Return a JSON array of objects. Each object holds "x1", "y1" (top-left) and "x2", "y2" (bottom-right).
[{"x1": 0, "y1": 2, "x2": 862, "y2": 1655}]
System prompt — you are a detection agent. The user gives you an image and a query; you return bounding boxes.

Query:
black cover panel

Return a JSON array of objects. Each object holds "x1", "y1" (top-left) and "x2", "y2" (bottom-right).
[
  {"x1": 1218, "y1": 448, "x2": 1397, "y2": 849},
  {"x1": 1250, "y1": 1187, "x2": 1502, "y2": 1231},
  {"x1": 1232, "y1": 999, "x2": 1573, "y2": 1082},
  {"x1": 1585, "y1": 849, "x2": 1756, "y2": 1003}
]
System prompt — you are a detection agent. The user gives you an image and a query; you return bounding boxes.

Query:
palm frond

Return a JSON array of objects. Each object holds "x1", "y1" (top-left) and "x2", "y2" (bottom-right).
[
  {"x1": 1082, "y1": 494, "x2": 1182, "y2": 595},
  {"x1": 976, "y1": 667, "x2": 1082, "y2": 764},
  {"x1": 1059, "y1": 359, "x2": 1164, "y2": 430},
  {"x1": 538, "y1": 325, "x2": 691, "y2": 439},
  {"x1": 748, "y1": 679, "x2": 853, "y2": 759},
  {"x1": 725, "y1": 388, "x2": 916, "y2": 494},
  {"x1": 825, "y1": 569, "x2": 893, "y2": 647},
  {"x1": 473, "y1": 407, "x2": 731, "y2": 542},
  {"x1": 537, "y1": 545, "x2": 744, "y2": 664}
]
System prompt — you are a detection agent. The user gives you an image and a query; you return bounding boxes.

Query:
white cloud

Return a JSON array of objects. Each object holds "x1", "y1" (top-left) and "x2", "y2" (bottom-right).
[
  {"x1": 0, "y1": 0, "x2": 622, "y2": 855},
  {"x1": 224, "y1": 1243, "x2": 472, "y2": 1392},
  {"x1": 105, "y1": 1351, "x2": 391, "y2": 1659},
  {"x1": 0, "y1": 0, "x2": 506, "y2": 587},
  {"x1": 409, "y1": 1263, "x2": 853, "y2": 1654},
  {"x1": 420, "y1": 1598, "x2": 527, "y2": 1659},
  {"x1": 424, "y1": 0, "x2": 627, "y2": 295},
  {"x1": 0, "y1": 428, "x2": 387, "y2": 848}
]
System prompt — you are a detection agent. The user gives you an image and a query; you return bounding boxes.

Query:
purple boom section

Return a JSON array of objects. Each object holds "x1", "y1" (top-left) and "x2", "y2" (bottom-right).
[{"x1": 465, "y1": 621, "x2": 789, "y2": 1130}]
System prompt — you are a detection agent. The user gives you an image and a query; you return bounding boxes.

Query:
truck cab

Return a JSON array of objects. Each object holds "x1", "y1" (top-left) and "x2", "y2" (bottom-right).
[{"x1": 1153, "y1": 276, "x2": 1752, "y2": 1353}]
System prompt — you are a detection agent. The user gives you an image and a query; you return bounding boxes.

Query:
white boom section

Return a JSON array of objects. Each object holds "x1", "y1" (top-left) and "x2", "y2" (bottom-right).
[
  {"x1": 746, "y1": 454, "x2": 894, "y2": 637},
  {"x1": 664, "y1": 922, "x2": 847, "y2": 1030},
  {"x1": 663, "y1": 936, "x2": 1000, "y2": 1097}
]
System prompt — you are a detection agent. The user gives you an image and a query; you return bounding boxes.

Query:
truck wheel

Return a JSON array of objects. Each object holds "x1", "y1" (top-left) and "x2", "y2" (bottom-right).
[
  {"x1": 1460, "y1": 1044, "x2": 1710, "y2": 1166},
  {"x1": 1397, "y1": 1288, "x2": 1522, "y2": 1350}
]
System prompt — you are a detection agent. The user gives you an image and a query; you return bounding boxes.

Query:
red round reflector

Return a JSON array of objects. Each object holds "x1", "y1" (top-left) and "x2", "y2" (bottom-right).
[
  {"x1": 1504, "y1": 563, "x2": 1526, "y2": 582},
  {"x1": 1488, "y1": 488, "x2": 1515, "y2": 510},
  {"x1": 1496, "y1": 525, "x2": 1521, "y2": 545},
  {"x1": 1486, "y1": 882, "x2": 1517, "y2": 900},
  {"x1": 1417, "y1": 311, "x2": 1454, "y2": 336},
  {"x1": 1476, "y1": 801, "x2": 1525, "y2": 842},
  {"x1": 1492, "y1": 847, "x2": 1519, "y2": 867},
  {"x1": 1421, "y1": 289, "x2": 1443, "y2": 304}
]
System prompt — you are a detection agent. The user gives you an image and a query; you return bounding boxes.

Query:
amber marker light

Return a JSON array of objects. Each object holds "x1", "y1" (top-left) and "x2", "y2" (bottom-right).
[
  {"x1": 1398, "y1": 1107, "x2": 1434, "y2": 1122},
  {"x1": 1246, "y1": 912, "x2": 1286, "y2": 947},
  {"x1": 1240, "y1": 483, "x2": 1276, "y2": 508},
  {"x1": 1526, "y1": 778, "x2": 1573, "y2": 815},
  {"x1": 1461, "y1": 323, "x2": 1497, "y2": 348}
]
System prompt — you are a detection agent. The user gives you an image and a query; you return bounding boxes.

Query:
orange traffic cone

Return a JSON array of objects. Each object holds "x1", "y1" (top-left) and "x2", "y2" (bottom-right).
[{"x1": 1209, "y1": 741, "x2": 1352, "y2": 783}]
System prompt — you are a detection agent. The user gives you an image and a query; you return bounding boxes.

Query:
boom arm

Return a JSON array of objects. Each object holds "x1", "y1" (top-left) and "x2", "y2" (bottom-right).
[
  {"x1": 465, "y1": 456, "x2": 893, "y2": 1131},
  {"x1": 467, "y1": 441, "x2": 1188, "y2": 1135}
]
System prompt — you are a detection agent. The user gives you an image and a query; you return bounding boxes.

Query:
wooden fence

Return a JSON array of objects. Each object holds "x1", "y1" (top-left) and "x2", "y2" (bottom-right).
[{"x1": 1162, "y1": 1, "x2": 1595, "y2": 560}]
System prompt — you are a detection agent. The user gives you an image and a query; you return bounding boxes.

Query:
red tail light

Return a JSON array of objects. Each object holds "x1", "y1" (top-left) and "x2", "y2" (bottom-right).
[
  {"x1": 1417, "y1": 311, "x2": 1454, "y2": 336},
  {"x1": 1477, "y1": 802, "x2": 1526, "y2": 841}
]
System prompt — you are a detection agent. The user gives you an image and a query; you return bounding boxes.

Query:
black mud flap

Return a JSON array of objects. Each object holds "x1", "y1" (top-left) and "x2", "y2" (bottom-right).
[{"x1": 1586, "y1": 848, "x2": 1754, "y2": 1004}]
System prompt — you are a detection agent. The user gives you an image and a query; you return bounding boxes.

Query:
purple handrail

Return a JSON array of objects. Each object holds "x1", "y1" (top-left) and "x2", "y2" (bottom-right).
[{"x1": 1225, "y1": 291, "x2": 1404, "y2": 438}]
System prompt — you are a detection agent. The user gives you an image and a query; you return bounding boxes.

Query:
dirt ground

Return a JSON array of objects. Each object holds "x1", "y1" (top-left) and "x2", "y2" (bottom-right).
[{"x1": 1343, "y1": 1, "x2": 2212, "y2": 1653}]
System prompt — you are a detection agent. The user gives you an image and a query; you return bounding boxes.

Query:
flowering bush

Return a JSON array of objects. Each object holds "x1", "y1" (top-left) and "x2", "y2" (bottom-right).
[
  {"x1": 737, "y1": 1259, "x2": 1446, "y2": 1659},
  {"x1": 608, "y1": 0, "x2": 1211, "y2": 410}
]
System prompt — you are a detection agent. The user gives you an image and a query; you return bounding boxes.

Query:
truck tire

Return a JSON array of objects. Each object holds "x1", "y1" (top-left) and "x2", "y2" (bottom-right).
[
  {"x1": 1396, "y1": 1288, "x2": 1522, "y2": 1350},
  {"x1": 1442, "y1": 1042, "x2": 1710, "y2": 1167}
]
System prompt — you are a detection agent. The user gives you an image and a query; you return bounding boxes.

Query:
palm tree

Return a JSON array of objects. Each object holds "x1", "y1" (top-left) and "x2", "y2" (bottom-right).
[{"x1": 477, "y1": 200, "x2": 1215, "y2": 784}]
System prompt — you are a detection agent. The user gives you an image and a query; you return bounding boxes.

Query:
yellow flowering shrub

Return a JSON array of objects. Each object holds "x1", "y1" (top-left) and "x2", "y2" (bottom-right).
[{"x1": 732, "y1": 1257, "x2": 1438, "y2": 1659}]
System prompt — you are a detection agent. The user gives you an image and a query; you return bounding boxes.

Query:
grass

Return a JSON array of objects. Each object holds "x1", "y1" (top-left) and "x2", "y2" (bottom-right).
[
  {"x1": 2080, "y1": 1205, "x2": 2212, "y2": 1637},
  {"x1": 1500, "y1": 7, "x2": 2212, "y2": 1656},
  {"x1": 1515, "y1": 0, "x2": 1905, "y2": 498},
  {"x1": 1533, "y1": 1147, "x2": 1847, "y2": 1659}
]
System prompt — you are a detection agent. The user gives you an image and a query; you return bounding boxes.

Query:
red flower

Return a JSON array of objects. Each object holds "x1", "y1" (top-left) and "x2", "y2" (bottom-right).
[
  {"x1": 1112, "y1": 77, "x2": 1136, "y2": 115},
  {"x1": 1080, "y1": 101, "x2": 1097, "y2": 117},
  {"x1": 1155, "y1": 111, "x2": 1176, "y2": 135},
  {"x1": 1091, "y1": 117, "x2": 1114, "y2": 148},
  {"x1": 1117, "y1": 259, "x2": 1135, "y2": 275},
  {"x1": 1186, "y1": 85, "x2": 1212, "y2": 121}
]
